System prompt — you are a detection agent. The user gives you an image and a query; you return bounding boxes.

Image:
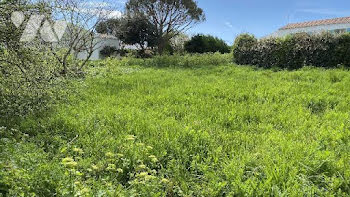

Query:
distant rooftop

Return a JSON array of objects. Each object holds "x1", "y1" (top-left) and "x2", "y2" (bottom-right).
[
  {"x1": 280, "y1": 16, "x2": 350, "y2": 30},
  {"x1": 95, "y1": 34, "x2": 118, "y2": 40}
]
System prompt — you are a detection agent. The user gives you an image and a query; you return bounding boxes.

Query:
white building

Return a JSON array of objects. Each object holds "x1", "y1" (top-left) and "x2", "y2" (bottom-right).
[
  {"x1": 270, "y1": 16, "x2": 350, "y2": 38},
  {"x1": 76, "y1": 34, "x2": 120, "y2": 60}
]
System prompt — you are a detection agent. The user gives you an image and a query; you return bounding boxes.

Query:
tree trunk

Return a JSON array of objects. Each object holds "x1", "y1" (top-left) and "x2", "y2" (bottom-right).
[{"x1": 157, "y1": 37, "x2": 166, "y2": 55}]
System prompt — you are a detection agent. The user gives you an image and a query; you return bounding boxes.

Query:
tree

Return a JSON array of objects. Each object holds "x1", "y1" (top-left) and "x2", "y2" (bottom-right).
[
  {"x1": 125, "y1": 0, "x2": 205, "y2": 55},
  {"x1": 0, "y1": 0, "x2": 119, "y2": 118},
  {"x1": 96, "y1": 18, "x2": 121, "y2": 35},
  {"x1": 170, "y1": 33, "x2": 190, "y2": 54},
  {"x1": 97, "y1": 14, "x2": 157, "y2": 53},
  {"x1": 185, "y1": 34, "x2": 230, "y2": 54},
  {"x1": 46, "y1": 0, "x2": 116, "y2": 74},
  {"x1": 0, "y1": 0, "x2": 63, "y2": 118}
]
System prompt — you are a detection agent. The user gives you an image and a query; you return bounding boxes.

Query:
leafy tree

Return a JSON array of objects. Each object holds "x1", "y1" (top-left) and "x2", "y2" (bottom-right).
[
  {"x1": 125, "y1": 0, "x2": 205, "y2": 55},
  {"x1": 119, "y1": 15, "x2": 158, "y2": 51},
  {"x1": 97, "y1": 15, "x2": 158, "y2": 52},
  {"x1": 96, "y1": 18, "x2": 121, "y2": 35},
  {"x1": 185, "y1": 34, "x2": 230, "y2": 54},
  {"x1": 170, "y1": 33, "x2": 190, "y2": 54},
  {"x1": 0, "y1": 0, "x2": 64, "y2": 119},
  {"x1": 48, "y1": 0, "x2": 113, "y2": 74}
]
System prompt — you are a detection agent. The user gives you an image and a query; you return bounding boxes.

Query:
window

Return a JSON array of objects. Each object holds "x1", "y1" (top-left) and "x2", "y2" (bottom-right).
[{"x1": 334, "y1": 29, "x2": 346, "y2": 34}]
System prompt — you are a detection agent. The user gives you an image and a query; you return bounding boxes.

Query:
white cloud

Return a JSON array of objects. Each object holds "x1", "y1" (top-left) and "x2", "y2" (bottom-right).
[
  {"x1": 115, "y1": 0, "x2": 127, "y2": 5},
  {"x1": 224, "y1": 21, "x2": 242, "y2": 34},
  {"x1": 82, "y1": 1, "x2": 110, "y2": 8},
  {"x1": 225, "y1": 22, "x2": 234, "y2": 29},
  {"x1": 79, "y1": 8, "x2": 122, "y2": 19},
  {"x1": 106, "y1": 10, "x2": 123, "y2": 19},
  {"x1": 77, "y1": 1, "x2": 123, "y2": 19}
]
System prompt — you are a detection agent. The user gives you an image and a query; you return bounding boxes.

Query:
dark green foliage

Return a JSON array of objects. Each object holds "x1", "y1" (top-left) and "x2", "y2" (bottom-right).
[
  {"x1": 335, "y1": 33, "x2": 350, "y2": 67},
  {"x1": 97, "y1": 15, "x2": 158, "y2": 51},
  {"x1": 185, "y1": 34, "x2": 231, "y2": 54},
  {"x1": 126, "y1": 0, "x2": 205, "y2": 54},
  {"x1": 118, "y1": 15, "x2": 158, "y2": 50},
  {"x1": 96, "y1": 18, "x2": 121, "y2": 35},
  {"x1": 233, "y1": 32, "x2": 350, "y2": 69},
  {"x1": 100, "y1": 46, "x2": 118, "y2": 58},
  {"x1": 232, "y1": 34, "x2": 258, "y2": 65}
]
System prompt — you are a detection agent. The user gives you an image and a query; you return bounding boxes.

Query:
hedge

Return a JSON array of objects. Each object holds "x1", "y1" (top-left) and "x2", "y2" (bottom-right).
[
  {"x1": 233, "y1": 33, "x2": 350, "y2": 69},
  {"x1": 185, "y1": 34, "x2": 231, "y2": 54}
]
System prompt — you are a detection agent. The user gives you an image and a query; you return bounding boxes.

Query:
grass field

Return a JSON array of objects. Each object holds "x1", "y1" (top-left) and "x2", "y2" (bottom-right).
[{"x1": 1, "y1": 56, "x2": 350, "y2": 196}]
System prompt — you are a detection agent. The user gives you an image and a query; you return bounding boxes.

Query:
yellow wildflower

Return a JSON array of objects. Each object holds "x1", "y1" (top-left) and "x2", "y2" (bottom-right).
[
  {"x1": 138, "y1": 164, "x2": 146, "y2": 169},
  {"x1": 106, "y1": 164, "x2": 116, "y2": 171},
  {"x1": 62, "y1": 157, "x2": 78, "y2": 168},
  {"x1": 76, "y1": 171, "x2": 83, "y2": 176},
  {"x1": 161, "y1": 178, "x2": 169, "y2": 183},
  {"x1": 116, "y1": 153, "x2": 124, "y2": 158},
  {"x1": 126, "y1": 135, "x2": 136, "y2": 141},
  {"x1": 149, "y1": 155, "x2": 158, "y2": 163},
  {"x1": 105, "y1": 152, "x2": 115, "y2": 158},
  {"x1": 91, "y1": 165, "x2": 99, "y2": 171},
  {"x1": 138, "y1": 172, "x2": 148, "y2": 177},
  {"x1": 73, "y1": 148, "x2": 84, "y2": 154}
]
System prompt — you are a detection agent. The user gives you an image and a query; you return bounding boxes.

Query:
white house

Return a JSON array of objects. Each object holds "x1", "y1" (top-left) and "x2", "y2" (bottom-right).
[
  {"x1": 270, "y1": 16, "x2": 350, "y2": 38},
  {"x1": 76, "y1": 34, "x2": 120, "y2": 60}
]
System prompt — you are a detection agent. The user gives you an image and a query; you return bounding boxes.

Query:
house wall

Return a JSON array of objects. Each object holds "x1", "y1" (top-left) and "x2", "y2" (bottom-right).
[
  {"x1": 271, "y1": 23, "x2": 350, "y2": 38},
  {"x1": 76, "y1": 37, "x2": 120, "y2": 60}
]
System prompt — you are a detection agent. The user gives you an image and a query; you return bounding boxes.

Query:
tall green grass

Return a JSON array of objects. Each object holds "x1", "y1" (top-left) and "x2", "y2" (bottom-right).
[
  {"x1": 1, "y1": 55, "x2": 350, "y2": 196},
  {"x1": 103, "y1": 52, "x2": 233, "y2": 68}
]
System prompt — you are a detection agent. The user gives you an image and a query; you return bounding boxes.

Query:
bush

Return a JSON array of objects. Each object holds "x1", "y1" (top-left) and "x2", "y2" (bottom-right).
[
  {"x1": 232, "y1": 34, "x2": 258, "y2": 65},
  {"x1": 335, "y1": 33, "x2": 350, "y2": 67},
  {"x1": 185, "y1": 34, "x2": 231, "y2": 54},
  {"x1": 100, "y1": 46, "x2": 118, "y2": 58},
  {"x1": 233, "y1": 32, "x2": 350, "y2": 69},
  {"x1": 0, "y1": 48, "x2": 67, "y2": 122}
]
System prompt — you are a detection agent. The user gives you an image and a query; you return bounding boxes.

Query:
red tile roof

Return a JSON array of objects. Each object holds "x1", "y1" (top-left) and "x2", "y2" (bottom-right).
[{"x1": 280, "y1": 16, "x2": 350, "y2": 30}]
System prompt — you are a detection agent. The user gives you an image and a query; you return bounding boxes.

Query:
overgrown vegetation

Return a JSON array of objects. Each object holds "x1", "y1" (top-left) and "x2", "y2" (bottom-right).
[
  {"x1": 2, "y1": 0, "x2": 350, "y2": 196},
  {"x1": 185, "y1": 34, "x2": 231, "y2": 54},
  {"x1": 0, "y1": 0, "x2": 68, "y2": 120},
  {"x1": 2, "y1": 54, "x2": 350, "y2": 196},
  {"x1": 233, "y1": 32, "x2": 350, "y2": 69}
]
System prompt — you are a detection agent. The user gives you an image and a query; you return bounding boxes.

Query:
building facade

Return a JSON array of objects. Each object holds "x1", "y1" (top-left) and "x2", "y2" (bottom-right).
[
  {"x1": 270, "y1": 16, "x2": 350, "y2": 38},
  {"x1": 76, "y1": 34, "x2": 120, "y2": 60}
]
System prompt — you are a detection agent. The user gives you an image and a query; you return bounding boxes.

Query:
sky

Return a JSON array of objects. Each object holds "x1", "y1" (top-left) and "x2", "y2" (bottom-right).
[
  {"x1": 189, "y1": 0, "x2": 350, "y2": 44},
  {"x1": 100, "y1": 0, "x2": 350, "y2": 44}
]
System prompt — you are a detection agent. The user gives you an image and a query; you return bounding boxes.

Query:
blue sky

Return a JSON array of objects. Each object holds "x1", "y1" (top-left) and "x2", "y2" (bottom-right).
[
  {"x1": 106, "y1": 0, "x2": 350, "y2": 44},
  {"x1": 188, "y1": 0, "x2": 350, "y2": 44}
]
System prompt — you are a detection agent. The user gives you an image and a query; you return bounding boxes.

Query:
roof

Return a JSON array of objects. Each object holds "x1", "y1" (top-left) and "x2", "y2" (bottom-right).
[
  {"x1": 95, "y1": 34, "x2": 118, "y2": 40},
  {"x1": 280, "y1": 16, "x2": 350, "y2": 30}
]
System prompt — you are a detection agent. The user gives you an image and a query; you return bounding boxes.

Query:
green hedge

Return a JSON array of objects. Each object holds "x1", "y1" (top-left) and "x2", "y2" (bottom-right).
[
  {"x1": 185, "y1": 34, "x2": 231, "y2": 54},
  {"x1": 233, "y1": 33, "x2": 350, "y2": 69}
]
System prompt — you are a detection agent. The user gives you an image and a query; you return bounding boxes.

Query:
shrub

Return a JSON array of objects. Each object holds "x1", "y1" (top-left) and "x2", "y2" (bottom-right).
[
  {"x1": 232, "y1": 34, "x2": 258, "y2": 65},
  {"x1": 185, "y1": 34, "x2": 231, "y2": 54},
  {"x1": 100, "y1": 46, "x2": 118, "y2": 58},
  {"x1": 233, "y1": 32, "x2": 350, "y2": 69},
  {"x1": 0, "y1": 48, "x2": 67, "y2": 122},
  {"x1": 335, "y1": 33, "x2": 350, "y2": 67}
]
